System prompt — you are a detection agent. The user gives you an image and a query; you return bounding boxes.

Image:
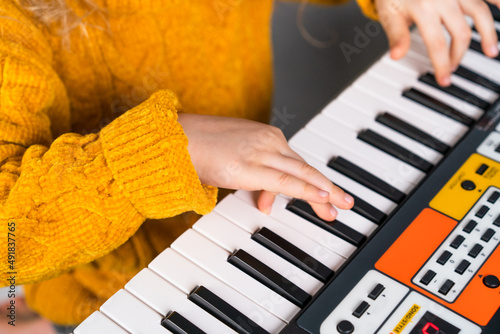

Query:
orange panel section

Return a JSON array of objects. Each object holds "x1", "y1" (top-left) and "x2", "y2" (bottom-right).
[
  {"x1": 376, "y1": 208, "x2": 500, "y2": 325},
  {"x1": 376, "y1": 208, "x2": 456, "y2": 287},
  {"x1": 457, "y1": 246, "x2": 500, "y2": 325}
]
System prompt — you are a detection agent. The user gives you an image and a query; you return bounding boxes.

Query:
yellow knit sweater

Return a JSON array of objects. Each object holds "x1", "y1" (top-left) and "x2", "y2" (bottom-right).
[{"x1": 0, "y1": 0, "x2": 376, "y2": 324}]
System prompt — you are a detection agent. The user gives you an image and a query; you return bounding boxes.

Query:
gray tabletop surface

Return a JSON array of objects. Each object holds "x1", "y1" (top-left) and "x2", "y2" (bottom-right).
[{"x1": 271, "y1": 0, "x2": 389, "y2": 139}]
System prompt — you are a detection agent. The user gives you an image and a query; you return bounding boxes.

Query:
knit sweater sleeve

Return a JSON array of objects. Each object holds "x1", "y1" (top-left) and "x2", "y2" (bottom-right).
[{"x1": 0, "y1": 1, "x2": 217, "y2": 286}]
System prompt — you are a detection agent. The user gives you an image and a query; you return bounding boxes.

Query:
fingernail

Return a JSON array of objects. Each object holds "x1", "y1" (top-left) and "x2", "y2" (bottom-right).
[
  {"x1": 490, "y1": 45, "x2": 499, "y2": 57},
  {"x1": 344, "y1": 193, "x2": 354, "y2": 204},
  {"x1": 261, "y1": 206, "x2": 271, "y2": 215},
  {"x1": 451, "y1": 65, "x2": 458, "y2": 73},
  {"x1": 441, "y1": 75, "x2": 451, "y2": 86},
  {"x1": 318, "y1": 190, "x2": 329, "y2": 198},
  {"x1": 330, "y1": 206, "x2": 338, "y2": 218}
]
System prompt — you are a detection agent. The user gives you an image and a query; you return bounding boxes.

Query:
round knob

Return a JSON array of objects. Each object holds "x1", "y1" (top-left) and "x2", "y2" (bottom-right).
[
  {"x1": 483, "y1": 275, "x2": 500, "y2": 289},
  {"x1": 337, "y1": 320, "x2": 355, "y2": 334},
  {"x1": 461, "y1": 180, "x2": 476, "y2": 191}
]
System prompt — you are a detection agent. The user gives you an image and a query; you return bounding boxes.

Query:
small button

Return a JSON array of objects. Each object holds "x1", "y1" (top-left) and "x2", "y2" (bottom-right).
[
  {"x1": 368, "y1": 283, "x2": 385, "y2": 300},
  {"x1": 476, "y1": 205, "x2": 489, "y2": 218},
  {"x1": 437, "y1": 250, "x2": 452, "y2": 265},
  {"x1": 420, "y1": 270, "x2": 436, "y2": 286},
  {"x1": 455, "y1": 260, "x2": 470, "y2": 275},
  {"x1": 438, "y1": 279, "x2": 455, "y2": 295},
  {"x1": 463, "y1": 220, "x2": 478, "y2": 233},
  {"x1": 488, "y1": 191, "x2": 500, "y2": 203},
  {"x1": 483, "y1": 275, "x2": 500, "y2": 289},
  {"x1": 352, "y1": 301, "x2": 370, "y2": 318},
  {"x1": 481, "y1": 228, "x2": 496, "y2": 242},
  {"x1": 337, "y1": 320, "x2": 354, "y2": 334},
  {"x1": 494, "y1": 215, "x2": 500, "y2": 227},
  {"x1": 450, "y1": 235, "x2": 465, "y2": 249},
  {"x1": 461, "y1": 180, "x2": 476, "y2": 191},
  {"x1": 468, "y1": 243, "x2": 483, "y2": 258},
  {"x1": 476, "y1": 164, "x2": 489, "y2": 175}
]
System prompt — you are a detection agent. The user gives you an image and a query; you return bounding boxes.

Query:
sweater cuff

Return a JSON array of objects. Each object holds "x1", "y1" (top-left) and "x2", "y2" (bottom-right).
[
  {"x1": 100, "y1": 90, "x2": 217, "y2": 218},
  {"x1": 356, "y1": 0, "x2": 379, "y2": 21}
]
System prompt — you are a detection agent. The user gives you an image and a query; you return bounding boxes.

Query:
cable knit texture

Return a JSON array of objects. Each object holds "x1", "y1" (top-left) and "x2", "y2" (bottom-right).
[{"x1": 0, "y1": 0, "x2": 375, "y2": 324}]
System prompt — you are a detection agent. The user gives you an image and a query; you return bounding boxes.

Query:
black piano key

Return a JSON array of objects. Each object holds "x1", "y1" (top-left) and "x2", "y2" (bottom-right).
[
  {"x1": 227, "y1": 249, "x2": 311, "y2": 308},
  {"x1": 161, "y1": 311, "x2": 206, "y2": 334},
  {"x1": 375, "y1": 112, "x2": 450, "y2": 154},
  {"x1": 488, "y1": 2, "x2": 500, "y2": 22},
  {"x1": 286, "y1": 199, "x2": 367, "y2": 247},
  {"x1": 343, "y1": 190, "x2": 386, "y2": 225},
  {"x1": 454, "y1": 66, "x2": 500, "y2": 93},
  {"x1": 188, "y1": 286, "x2": 269, "y2": 334},
  {"x1": 419, "y1": 72, "x2": 490, "y2": 110},
  {"x1": 403, "y1": 88, "x2": 475, "y2": 126},
  {"x1": 251, "y1": 227, "x2": 333, "y2": 283},
  {"x1": 490, "y1": 3, "x2": 500, "y2": 21},
  {"x1": 469, "y1": 39, "x2": 500, "y2": 61},
  {"x1": 358, "y1": 129, "x2": 433, "y2": 173},
  {"x1": 472, "y1": 26, "x2": 500, "y2": 48},
  {"x1": 328, "y1": 156, "x2": 406, "y2": 204}
]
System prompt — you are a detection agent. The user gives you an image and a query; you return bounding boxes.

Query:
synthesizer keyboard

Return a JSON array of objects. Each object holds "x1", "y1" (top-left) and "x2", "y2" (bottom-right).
[{"x1": 74, "y1": 8, "x2": 500, "y2": 334}]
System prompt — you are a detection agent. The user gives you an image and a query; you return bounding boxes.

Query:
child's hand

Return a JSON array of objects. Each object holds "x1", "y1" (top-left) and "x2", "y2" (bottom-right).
[
  {"x1": 178, "y1": 113, "x2": 354, "y2": 221},
  {"x1": 375, "y1": 0, "x2": 500, "y2": 86}
]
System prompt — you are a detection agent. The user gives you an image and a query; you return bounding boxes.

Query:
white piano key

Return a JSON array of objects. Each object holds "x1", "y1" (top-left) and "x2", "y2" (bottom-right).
[
  {"x1": 449, "y1": 73, "x2": 499, "y2": 102},
  {"x1": 74, "y1": 312, "x2": 129, "y2": 334},
  {"x1": 471, "y1": 30, "x2": 500, "y2": 47},
  {"x1": 410, "y1": 31, "x2": 500, "y2": 86},
  {"x1": 322, "y1": 99, "x2": 443, "y2": 164},
  {"x1": 381, "y1": 53, "x2": 499, "y2": 103},
  {"x1": 305, "y1": 114, "x2": 426, "y2": 184},
  {"x1": 234, "y1": 190, "x2": 357, "y2": 259},
  {"x1": 125, "y1": 268, "x2": 237, "y2": 334},
  {"x1": 354, "y1": 74, "x2": 468, "y2": 142},
  {"x1": 213, "y1": 194, "x2": 346, "y2": 271},
  {"x1": 333, "y1": 204, "x2": 378, "y2": 236},
  {"x1": 368, "y1": 60, "x2": 483, "y2": 119},
  {"x1": 289, "y1": 143, "x2": 398, "y2": 214},
  {"x1": 494, "y1": 20, "x2": 500, "y2": 33},
  {"x1": 289, "y1": 127, "x2": 414, "y2": 194},
  {"x1": 171, "y1": 229, "x2": 300, "y2": 322},
  {"x1": 337, "y1": 84, "x2": 462, "y2": 146},
  {"x1": 149, "y1": 248, "x2": 286, "y2": 333},
  {"x1": 100, "y1": 289, "x2": 171, "y2": 334},
  {"x1": 461, "y1": 50, "x2": 500, "y2": 85},
  {"x1": 193, "y1": 212, "x2": 323, "y2": 295}
]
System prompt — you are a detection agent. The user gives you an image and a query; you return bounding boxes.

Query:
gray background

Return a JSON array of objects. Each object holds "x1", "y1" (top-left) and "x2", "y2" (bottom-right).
[{"x1": 271, "y1": 0, "x2": 389, "y2": 139}]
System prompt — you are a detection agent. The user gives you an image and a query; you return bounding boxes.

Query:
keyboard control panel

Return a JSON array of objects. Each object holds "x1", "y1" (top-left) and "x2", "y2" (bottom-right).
[
  {"x1": 376, "y1": 291, "x2": 481, "y2": 334},
  {"x1": 319, "y1": 270, "x2": 408, "y2": 334},
  {"x1": 414, "y1": 186, "x2": 500, "y2": 302}
]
